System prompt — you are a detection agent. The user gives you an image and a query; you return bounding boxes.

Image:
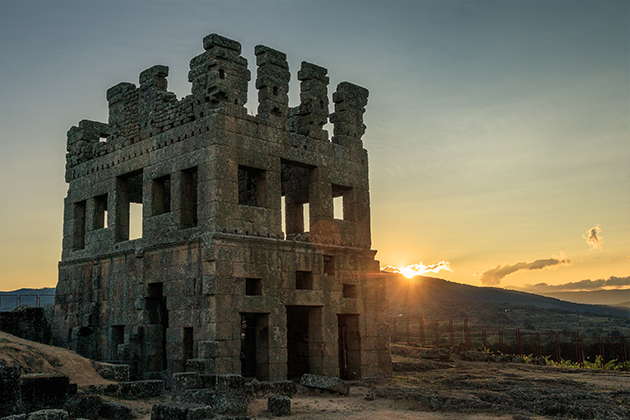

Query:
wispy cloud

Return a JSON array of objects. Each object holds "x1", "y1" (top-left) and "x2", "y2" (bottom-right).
[
  {"x1": 474, "y1": 253, "x2": 572, "y2": 286},
  {"x1": 583, "y1": 225, "x2": 603, "y2": 250},
  {"x1": 517, "y1": 276, "x2": 630, "y2": 293}
]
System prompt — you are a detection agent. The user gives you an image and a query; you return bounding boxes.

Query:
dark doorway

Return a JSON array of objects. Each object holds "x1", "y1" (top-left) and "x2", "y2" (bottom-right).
[
  {"x1": 240, "y1": 313, "x2": 269, "y2": 380},
  {"x1": 146, "y1": 282, "x2": 168, "y2": 370},
  {"x1": 338, "y1": 314, "x2": 361, "y2": 379},
  {"x1": 110, "y1": 325, "x2": 125, "y2": 361},
  {"x1": 286, "y1": 306, "x2": 313, "y2": 379}
]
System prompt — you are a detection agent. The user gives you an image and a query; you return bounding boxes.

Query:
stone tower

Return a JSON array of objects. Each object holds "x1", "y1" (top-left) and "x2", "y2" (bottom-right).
[{"x1": 54, "y1": 34, "x2": 391, "y2": 380}]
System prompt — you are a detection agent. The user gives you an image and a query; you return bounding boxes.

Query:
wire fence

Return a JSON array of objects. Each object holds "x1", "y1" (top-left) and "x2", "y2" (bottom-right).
[
  {"x1": 386, "y1": 316, "x2": 628, "y2": 368},
  {"x1": 0, "y1": 294, "x2": 55, "y2": 312}
]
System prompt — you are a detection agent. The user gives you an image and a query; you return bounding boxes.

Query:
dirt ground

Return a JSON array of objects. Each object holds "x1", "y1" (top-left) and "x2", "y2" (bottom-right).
[
  {"x1": 2, "y1": 331, "x2": 628, "y2": 419},
  {"x1": 125, "y1": 352, "x2": 630, "y2": 420},
  {"x1": 0, "y1": 330, "x2": 112, "y2": 386}
]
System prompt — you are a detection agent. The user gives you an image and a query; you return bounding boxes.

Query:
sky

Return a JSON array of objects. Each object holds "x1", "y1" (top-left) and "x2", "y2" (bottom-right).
[{"x1": 0, "y1": 0, "x2": 628, "y2": 295}]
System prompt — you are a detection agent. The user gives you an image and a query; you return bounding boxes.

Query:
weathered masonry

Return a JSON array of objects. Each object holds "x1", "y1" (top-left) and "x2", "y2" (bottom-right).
[{"x1": 54, "y1": 33, "x2": 392, "y2": 381}]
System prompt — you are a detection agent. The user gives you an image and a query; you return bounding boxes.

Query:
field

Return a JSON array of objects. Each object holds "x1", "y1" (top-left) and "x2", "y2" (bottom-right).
[{"x1": 2, "y1": 330, "x2": 629, "y2": 419}]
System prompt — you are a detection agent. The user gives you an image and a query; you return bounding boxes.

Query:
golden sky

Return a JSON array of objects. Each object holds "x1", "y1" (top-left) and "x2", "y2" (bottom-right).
[{"x1": 0, "y1": 1, "x2": 627, "y2": 294}]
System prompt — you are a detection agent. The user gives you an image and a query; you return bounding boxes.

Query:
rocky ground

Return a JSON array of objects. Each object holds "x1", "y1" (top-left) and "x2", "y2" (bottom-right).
[{"x1": 1, "y1": 331, "x2": 628, "y2": 419}]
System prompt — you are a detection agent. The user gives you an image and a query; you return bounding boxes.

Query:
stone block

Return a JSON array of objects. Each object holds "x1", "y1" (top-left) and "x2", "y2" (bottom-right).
[
  {"x1": 268, "y1": 395, "x2": 291, "y2": 416},
  {"x1": 63, "y1": 395, "x2": 103, "y2": 419},
  {"x1": 198, "y1": 341, "x2": 217, "y2": 358},
  {"x1": 216, "y1": 374, "x2": 245, "y2": 393},
  {"x1": 199, "y1": 374, "x2": 216, "y2": 389},
  {"x1": 186, "y1": 405, "x2": 214, "y2": 420},
  {"x1": 26, "y1": 410, "x2": 68, "y2": 420},
  {"x1": 118, "y1": 380, "x2": 164, "y2": 398},
  {"x1": 99, "y1": 401, "x2": 132, "y2": 420},
  {"x1": 213, "y1": 392, "x2": 248, "y2": 416},
  {"x1": 0, "y1": 366, "x2": 21, "y2": 415},
  {"x1": 150, "y1": 403, "x2": 188, "y2": 420},
  {"x1": 174, "y1": 389, "x2": 216, "y2": 405},
  {"x1": 186, "y1": 358, "x2": 215, "y2": 375},
  {"x1": 93, "y1": 362, "x2": 130, "y2": 382},
  {"x1": 269, "y1": 380, "x2": 298, "y2": 397},
  {"x1": 300, "y1": 373, "x2": 350, "y2": 396},
  {"x1": 172, "y1": 372, "x2": 202, "y2": 391},
  {"x1": 20, "y1": 374, "x2": 70, "y2": 412}
]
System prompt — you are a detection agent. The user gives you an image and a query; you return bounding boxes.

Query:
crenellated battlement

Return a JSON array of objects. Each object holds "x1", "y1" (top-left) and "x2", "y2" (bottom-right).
[{"x1": 65, "y1": 34, "x2": 368, "y2": 181}]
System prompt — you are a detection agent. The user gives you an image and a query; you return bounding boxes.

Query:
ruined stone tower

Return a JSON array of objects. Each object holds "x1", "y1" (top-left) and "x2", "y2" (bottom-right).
[{"x1": 54, "y1": 34, "x2": 391, "y2": 380}]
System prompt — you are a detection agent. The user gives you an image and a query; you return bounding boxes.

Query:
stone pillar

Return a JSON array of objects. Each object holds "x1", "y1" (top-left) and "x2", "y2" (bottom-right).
[
  {"x1": 289, "y1": 62, "x2": 329, "y2": 141},
  {"x1": 188, "y1": 33, "x2": 250, "y2": 115},
  {"x1": 255, "y1": 45, "x2": 290, "y2": 127},
  {"x1": 329, "y1": 82, "x2": 369, "y2": 147}
]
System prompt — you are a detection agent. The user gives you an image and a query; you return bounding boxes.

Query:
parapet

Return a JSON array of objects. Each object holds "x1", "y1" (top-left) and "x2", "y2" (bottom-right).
[{"x1": 65, "y1": 33, "x2": 369, "y2": 182}]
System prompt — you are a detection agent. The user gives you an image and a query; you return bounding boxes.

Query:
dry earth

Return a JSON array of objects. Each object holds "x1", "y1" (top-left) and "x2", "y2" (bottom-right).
[{"x1": 1, "y1": 331, "x2": 629, "y2": 419}]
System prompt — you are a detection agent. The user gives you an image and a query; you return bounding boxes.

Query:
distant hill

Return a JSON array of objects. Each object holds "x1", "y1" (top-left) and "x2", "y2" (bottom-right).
[
  {"x1": 385, "y1": 275, "x2": 629, "y2": 334},
  {"x1": 0, "y1": 287, "x2": 55, "y2": 311},
  {"x1": 536, "y1": 288, "x2": 630, "y2": 307}
]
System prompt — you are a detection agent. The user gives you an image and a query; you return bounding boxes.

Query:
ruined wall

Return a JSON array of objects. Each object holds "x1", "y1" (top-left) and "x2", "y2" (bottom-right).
[{"x1": 55, "y1": 33, "x2": 391, "y2": 380}]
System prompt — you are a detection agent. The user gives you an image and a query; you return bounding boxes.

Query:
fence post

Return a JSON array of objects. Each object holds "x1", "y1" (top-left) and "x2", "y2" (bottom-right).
[
  {"x1": 499, "y1": 330, "x2": 504, "y2": 354},
  {"x1": 555, "y1": 332, "x2": 561, "y2": 363},
  {"x1": 599, "y1": 336, "x2": 604, "y2": 364},
  {"x1": 448, "y1": 319, "x2": 454, "y2": 347},
  {"x1": 575, "y1": 331, "x2": 580, "y2": 363},
  {"x1": 464, "y1": 318, "x2": 471, "y2": 350},
  {"x1": 516, "y1": 328, "x2": 522, "y2": 356},
  {"x1": 434, "y1": 320, "x2": 439, "y2": 348},
  {"x1": 621, "y1": 337, "x2": 627, "y2": 369},
  {"x1": 420, "y1": 316, "x2": 425, "y2": 347},
  {"x1": 406, "y1": 317, "x2": 410, "y2": 345},
  {"x1": 482, "y1": 330, "x2": 487, "y2": 350}
]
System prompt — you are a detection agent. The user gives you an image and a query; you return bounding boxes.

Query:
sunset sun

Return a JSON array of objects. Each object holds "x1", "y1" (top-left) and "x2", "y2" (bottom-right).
[{"x1": 382, "y1": 261, "x2": 453, "y2": 279}]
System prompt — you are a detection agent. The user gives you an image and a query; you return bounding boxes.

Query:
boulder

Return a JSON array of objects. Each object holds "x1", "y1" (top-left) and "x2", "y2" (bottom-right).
[
  {"x1": 20, "y1": 374, "x2": 69, "y2": 412},
  {"x1": 26, "y1": 410, "x2": 68, "y2": 420},
  {"x1": 0, "y1": 366, "x2": 21, "y2": 415},
  {"x1": 213, "y1": 393, "x2": 248, "y2": 415},
  {"x1": 99, "y1": 402, "x2": 132, "y2": 420},
  {"x1": 300, "y1": 374, "x2": 350, "y2": 396},
  {"x1": 268, "y1": 395, "x2": 291, "y2": 416}
]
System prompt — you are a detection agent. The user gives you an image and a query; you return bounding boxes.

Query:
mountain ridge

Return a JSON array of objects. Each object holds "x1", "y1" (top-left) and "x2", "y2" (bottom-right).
[{"x1": 386, "y1": 275, "x2": 628, "y2": 319}]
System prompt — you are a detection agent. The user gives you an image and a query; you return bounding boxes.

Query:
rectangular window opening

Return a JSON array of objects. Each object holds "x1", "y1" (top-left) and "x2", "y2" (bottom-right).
[
  {"x1": 281, "y1": 195, "x2": 286, "y2": 239},
  {"x1": 129, "y1": 203, "x2": 143, "y2": 240},
  {"x1": 295, "y1": 271, "x2": 313, "y2": 290},
  {"x1": 181, "y1": 167, "x2": 198, "y2": 228},
  {"x1": 332, "y1": 185, "x2": 352, "y2": 221},
  {"x1": 323, "y1": 255, "x2": 335, "y2": 276},
  {"x1": 302, "y1": 202, "x2": 310, "y2": 232},
  {"x1": 281, "y1": 161, "x2": 312, "y2": 237},
  {"x1": 152, "y1": 175, "x2": 171, "y2": 215},
  {"x1": 343, "y1": 284, "x2": 357, "y2": 298},
  {"x1": 333, "y1": 196, "x2": 343, "y2": 220},
  {"x1": 94, "y1": 194, "x2": 108, "y2": 230},
  {"x1": 73, "y1": 200, "x2": 86, "y2": 250},
  {"x1": 238, "y1": 165, "x2": 266, "y2": 207},
  {"x1": 245, "y1": 278, "x2": 262, "y2": 296},
  {"x1": 116, "y1": 171, "x2": 143, "y2": 242}
]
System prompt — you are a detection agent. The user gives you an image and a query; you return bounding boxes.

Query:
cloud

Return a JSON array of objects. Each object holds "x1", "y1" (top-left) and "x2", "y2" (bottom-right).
[
  {"x1": 518, "y1": 276, "x2": 630, "y2": 293},
  {"x1": 583, "y1": 225, "x2": 603, "y2": 250},
  {"x1": 474, "y1": 253, "x2": 572, "y2": 286}
]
